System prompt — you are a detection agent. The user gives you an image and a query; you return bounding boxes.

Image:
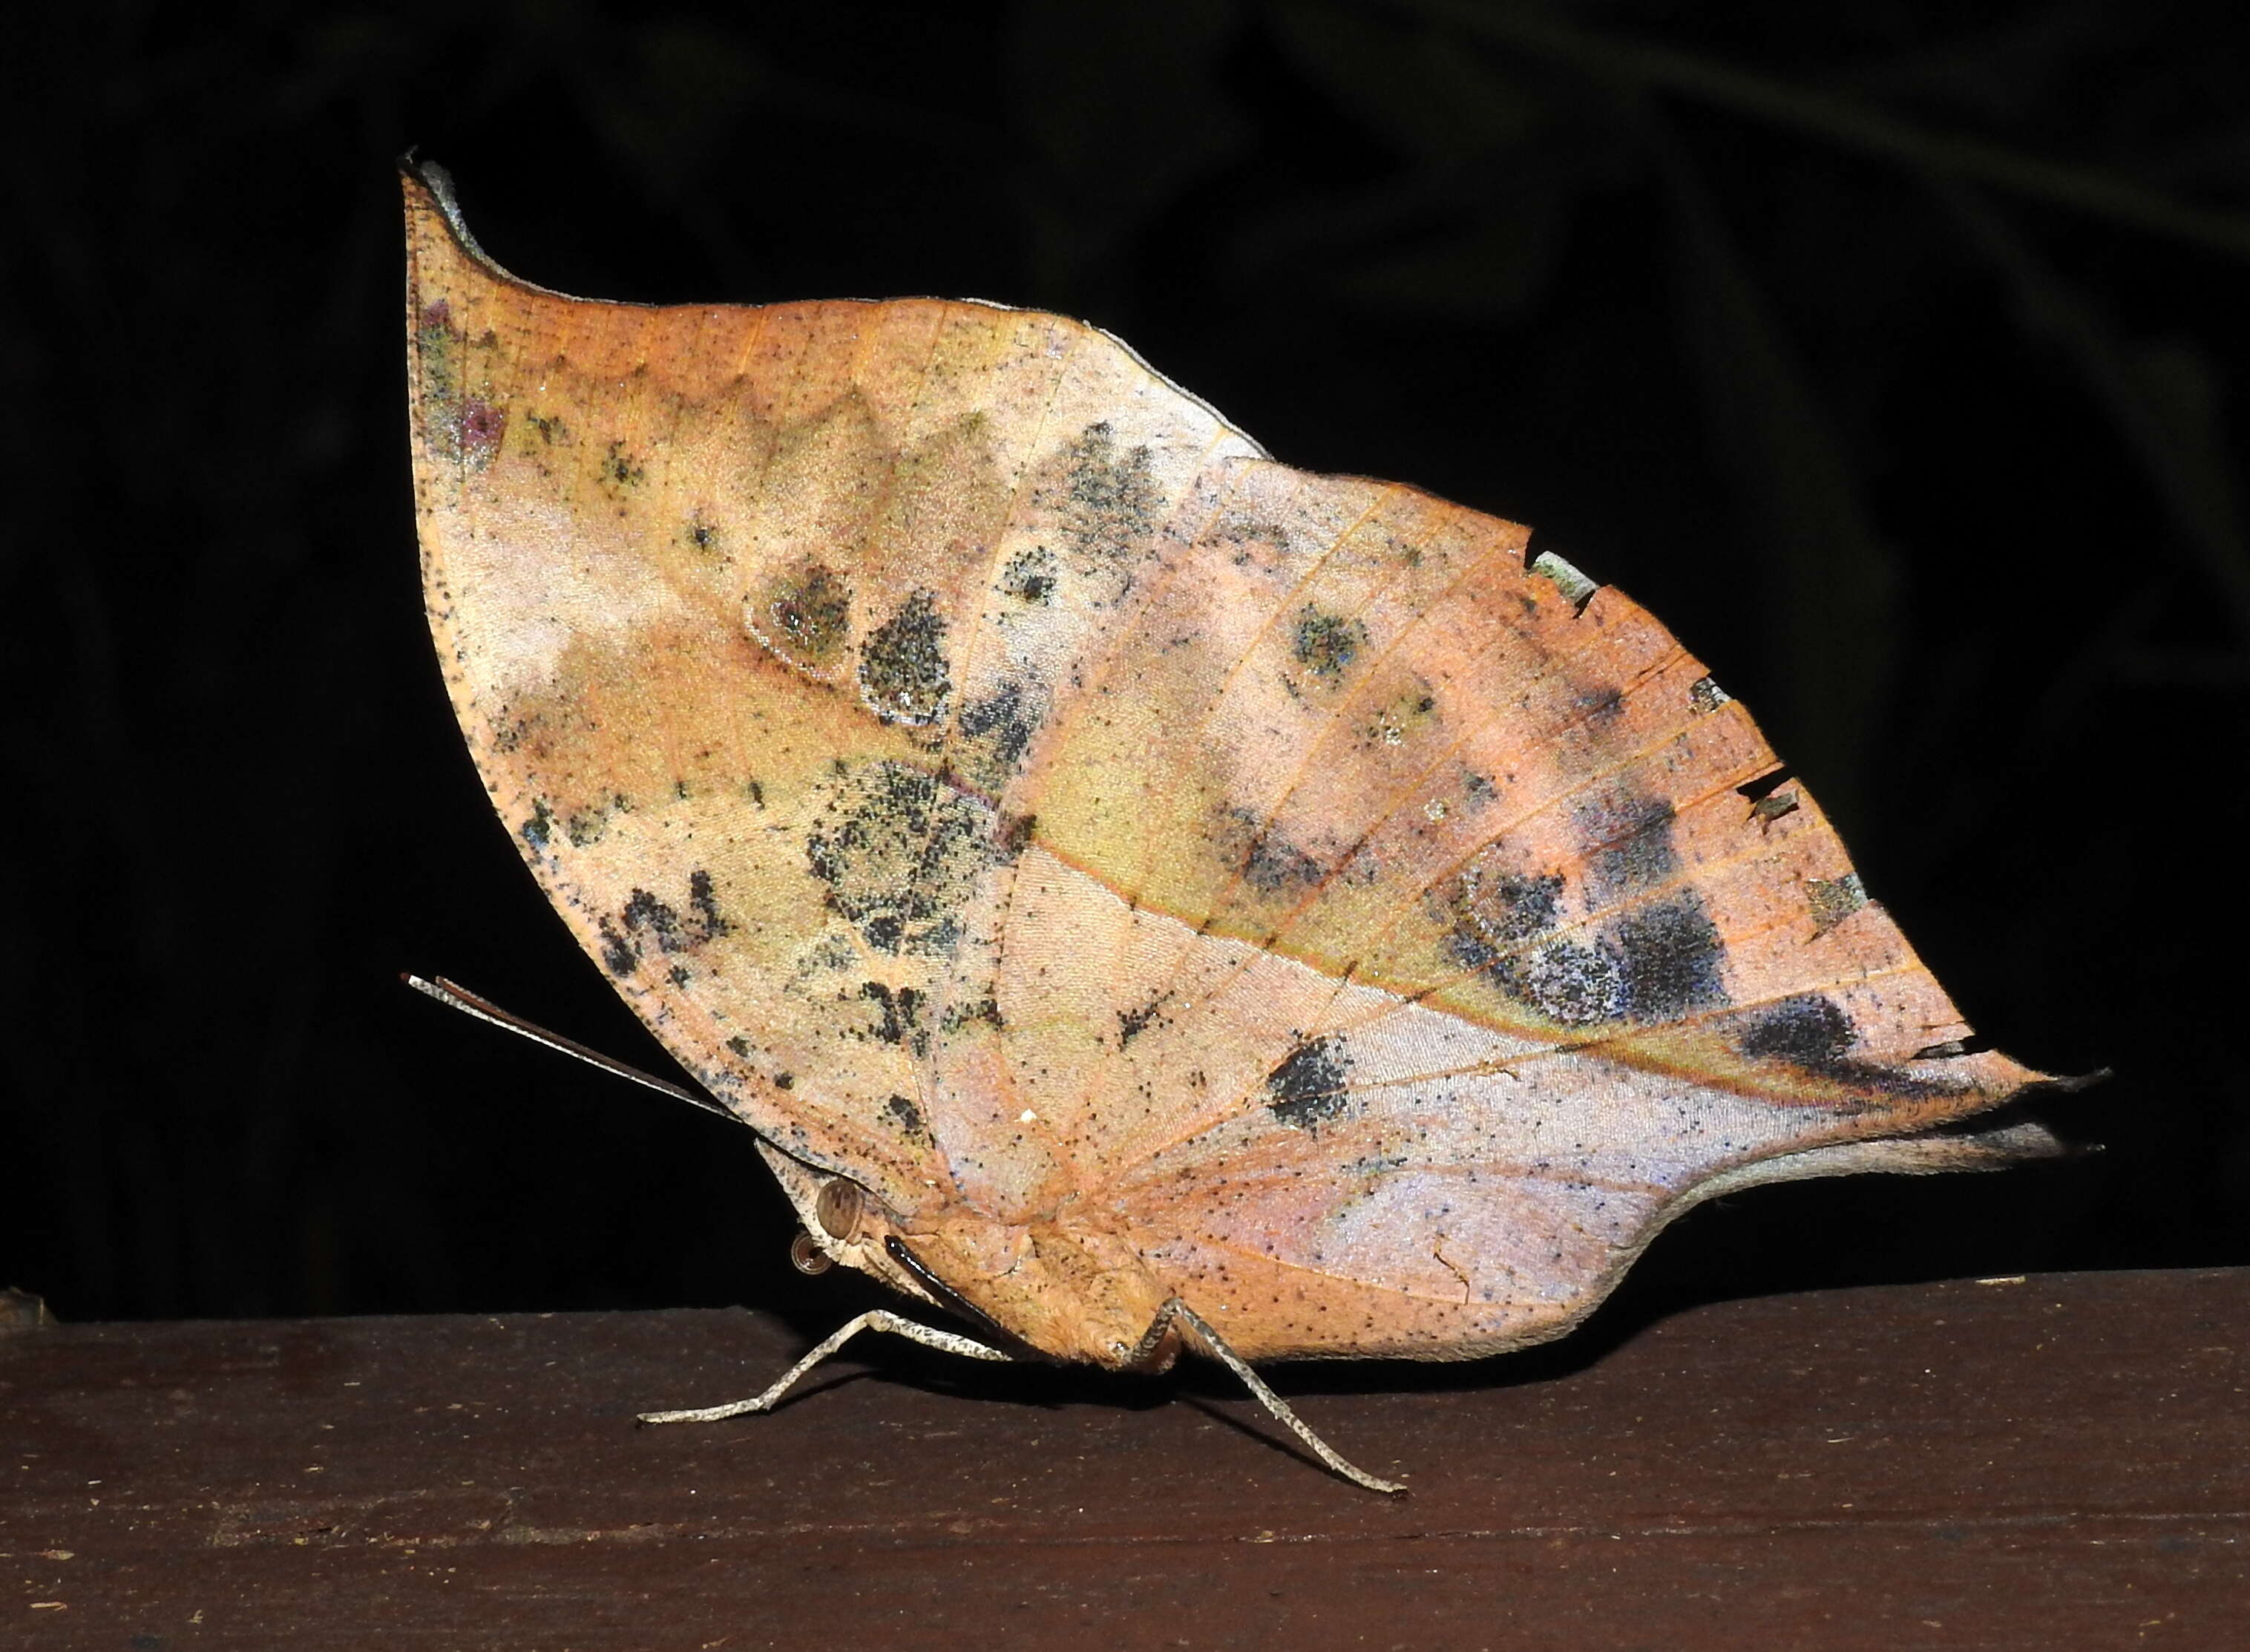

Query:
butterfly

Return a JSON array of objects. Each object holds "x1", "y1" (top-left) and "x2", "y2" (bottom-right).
[{"x1": 401, "y1": 160, "x2": 2075, "y2": 1492}]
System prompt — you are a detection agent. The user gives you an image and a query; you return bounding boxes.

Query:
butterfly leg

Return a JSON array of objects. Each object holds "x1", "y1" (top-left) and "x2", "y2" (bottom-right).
[
  {"x1": 1140, "y1": 1299, "x2": 1407, "y2": 1495},
  {"x1": 635, "y1": 1311, "x2": 1013, "y2": 1426}
]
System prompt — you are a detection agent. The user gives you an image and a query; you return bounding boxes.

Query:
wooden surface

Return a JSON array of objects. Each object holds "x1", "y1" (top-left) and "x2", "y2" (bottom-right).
[{"x1": 7, "y1": 1269, "x2": 2243, "y2": 1649}]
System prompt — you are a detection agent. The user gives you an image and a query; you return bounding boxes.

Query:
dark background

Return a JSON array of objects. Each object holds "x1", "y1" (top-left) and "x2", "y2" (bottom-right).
[{"x1": 6, "y1": 1, "x2": 2245, "y2": 1353}]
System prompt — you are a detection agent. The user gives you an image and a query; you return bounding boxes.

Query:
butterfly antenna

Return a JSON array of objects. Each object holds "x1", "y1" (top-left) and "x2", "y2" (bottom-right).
[{"x1": 403, "y1": 973, "x2": 737, "y2": 1123}]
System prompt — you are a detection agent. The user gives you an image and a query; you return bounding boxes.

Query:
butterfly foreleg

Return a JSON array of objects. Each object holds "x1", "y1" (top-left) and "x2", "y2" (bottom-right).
[
  {"x1": 1141, "y1": 1299, "x2": 1408, "y2": 1495},
  {"x1": 635, "y1": 1311, "x2": 1013, "y2": 1426}
]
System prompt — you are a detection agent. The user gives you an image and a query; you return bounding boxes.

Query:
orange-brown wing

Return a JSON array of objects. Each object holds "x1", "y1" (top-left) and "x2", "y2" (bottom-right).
[
  {"x1": 409, "y1": 160, "x2": 2055, "y2": 1366},
  {"x1": 994, "y1": 464, "x2": 2058, "y2": 1360},
  {"x1": 405, "y1": 168, "x2": 1263, "y2": 1217}
]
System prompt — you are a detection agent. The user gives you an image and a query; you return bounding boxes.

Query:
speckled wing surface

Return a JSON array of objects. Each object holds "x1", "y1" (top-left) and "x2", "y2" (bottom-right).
[{"x1": 404, "y1": 163, "x2": 2062, "y2": 1369}]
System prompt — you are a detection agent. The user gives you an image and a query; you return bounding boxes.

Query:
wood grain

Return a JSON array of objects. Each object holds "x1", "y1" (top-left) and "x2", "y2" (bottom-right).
[{"x1": 7, "y1": 1268, "x2": 2243, "y2": 1648}]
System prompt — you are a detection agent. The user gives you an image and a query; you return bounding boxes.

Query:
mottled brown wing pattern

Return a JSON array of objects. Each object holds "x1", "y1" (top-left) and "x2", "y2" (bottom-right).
[
  {"x1": 406, "y1": 165, "x2": 2056, "y2": 1371},
  {"x1": 989, "y1": 464, "x2": 2048, "y2": 1358},
  {"x1": 407, "y1": 174, "x2": 1265, "y2": 1217}
]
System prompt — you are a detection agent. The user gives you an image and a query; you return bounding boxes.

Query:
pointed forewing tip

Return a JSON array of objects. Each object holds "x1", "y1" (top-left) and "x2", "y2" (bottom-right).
[{"x1": 398, "y1": 155, "x2": 558, "y2": 304}]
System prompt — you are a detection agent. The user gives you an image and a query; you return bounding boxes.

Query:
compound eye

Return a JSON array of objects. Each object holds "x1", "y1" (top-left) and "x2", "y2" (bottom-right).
[
  {"x1": 789, "y1": 1231, "x2": 833, "y2": 1275},
  {"x1": 816, "y1": 1178, "x2": 864, "y2": 1241}
]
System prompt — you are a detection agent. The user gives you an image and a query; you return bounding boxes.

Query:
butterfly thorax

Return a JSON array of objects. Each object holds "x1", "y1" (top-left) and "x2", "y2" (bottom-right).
[
  {"x1": 908, "y1": 1211, "x2": 1181, "y2": 1371},
  {"x1": 757, "y1": 1138, "x2": 1178, "y2": 1368}
]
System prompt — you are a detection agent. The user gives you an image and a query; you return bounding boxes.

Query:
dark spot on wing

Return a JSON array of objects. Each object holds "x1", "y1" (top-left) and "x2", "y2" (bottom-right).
[
  {"x1": 598, "y1": 920, "x2": 637, "y2": 977},
  {"x1": 960, "y1": 680, "x2": 1040, "y2": 777},
  {"x1": 859, "y1": 589, "x2": 951, "y2": 725},
  {"x1": 1267, "y1": 1035, "x2": 1352, "y2": 1130},
  {"x1": 806, "y1": 761, "x2": 1006, "y2": 957},
  {"x1": 1739, "y1": 992, "x2": 1854, "y2": 1069},
  {"x1": 1057, "y1": 422, "x2": 1158, "y2": 568},
  {"x1": 601, "y1": 439, "x2": 645, "y2": 490},
  {"x1": 763, "y1": 562, "x2": 852, "y2": 666},
  {"x1": 562, "y1": 791, "x2": 630, "y2": 849},
  {"x1": 1578, "y1": 684, "x2": 1624, "y2": 724},
  {"x1": 597, "y1": 872, "x2": 732, "y2": 979},
  {"x1": 883, "y1": 1093, "x2": 929, "y2": 1140},
  {"x1": 1737, "y1": 993, "x2": 1949, "y2": 1099},
  {"x1": 1223, "y1": 808, "x2": 1322, "y2": 894},
  {"x1": 1454, "y1": 885, "x2": 1728, "y2": 1029},
  {"x1": 1610, "y1": 894, "x2": 1728, "y2": 1021},
  {"x1": 520, "y1": 799, "x2": 554, "y2": 852},
  {"x1": 1247, "y1": 831, "x2": 1320, "y2": 893},
  {"x1": 1118, "y1": 991, "x2": 1170, "y2": 1047},
  {"x1": 1292, "y1": 606, "x2": 1367, "y2": 682},
  {"x1": 1000, "y1": 545, "x2": 1057, "y2": 603},
  {"x1": 1212, "y1": 514, "x2": 1296, "y2": 575},
  {"x1": 453, "y1": 398, "x2": 506, "y2": 468},
  {"x1": 1454, "y1": 865, "x2": 1564, "y2": 951},
  {"x1": 1579, "y1": 795, "x2": 1679, "y2": 905},
  {"x1": 861, "y1": 982, "x2": 929, "y2": 1057},
  {"x1": 941, "y1": 993, "x2": 1005, "y2": 1033},
  {"x1": 998, "y1": 810, "x2": 1038, "y2": 856},
  {"x1": 689, "y1": 870, "x2": 725, "y2": 937}
]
